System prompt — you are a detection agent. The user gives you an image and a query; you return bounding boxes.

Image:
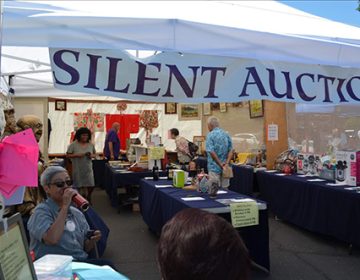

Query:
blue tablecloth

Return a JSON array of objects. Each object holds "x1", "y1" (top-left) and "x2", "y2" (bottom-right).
[
  {"x1": 230, "y1": 165, "x2": 254, "y2": 196},
  {"x1": 139, "y1": 179, "x2": 270, "y2": 271},
  {"x1": 92, "y1": 160, "x2": 107, "y2": 188},
  {"x1": 84, "y1": 207, "x2": 110, "y2": 257},
  {"x1": 104, "y1": 164, "x2": 166, "y2": 207},
  {"x1": 257, "y1": 171, "x2": 360, "y2": 247}
]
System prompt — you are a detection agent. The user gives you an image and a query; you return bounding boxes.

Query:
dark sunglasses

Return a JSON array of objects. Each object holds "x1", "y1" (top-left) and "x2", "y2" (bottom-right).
[{"x1": 50, "y1": 179, "x2": 73, "y2": 188}]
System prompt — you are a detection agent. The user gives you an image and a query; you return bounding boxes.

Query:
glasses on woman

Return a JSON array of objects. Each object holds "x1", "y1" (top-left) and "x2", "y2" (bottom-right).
[{"x1": 50, "y1": 179, "x2": 73, "y2": 188}]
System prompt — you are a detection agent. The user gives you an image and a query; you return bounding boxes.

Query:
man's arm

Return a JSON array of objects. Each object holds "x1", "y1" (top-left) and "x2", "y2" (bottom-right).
[
  {"x1": 225, "y1": 149, "x2": 234, "y2": 165},
  {"x1": 108, "y1": 142, "x2": 114, "y2": 160},
  {"x1": 210, "y1": 151, "x2": 224, "y2": 170}
]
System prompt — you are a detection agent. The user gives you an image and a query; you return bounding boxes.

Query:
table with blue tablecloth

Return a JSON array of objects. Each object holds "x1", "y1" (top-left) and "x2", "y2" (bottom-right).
[
  {"x1": 257, "y1": 171, "x2": 360, "y2": 247},
  {"x1": 104, "y1": 164, "x2": 166, "y2": 207},
  {"x1": 230, "y1": 165, "x2": 256, "y2": 196},
  {"x1": 139, "y1": 179, "x2": 270, "y2": 271},
  {"x1": 92, "y1": 159, "x2": 107, "y2": 188}
]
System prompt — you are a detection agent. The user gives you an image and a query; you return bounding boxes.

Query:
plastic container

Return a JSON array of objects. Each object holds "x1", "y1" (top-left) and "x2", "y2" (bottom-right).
[{"x1": 34, "y1": 254, "x2": 72, "y2": 280}]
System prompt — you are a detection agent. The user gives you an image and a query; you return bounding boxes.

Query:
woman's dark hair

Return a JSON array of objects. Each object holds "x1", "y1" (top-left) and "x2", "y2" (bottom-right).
[
  {"x1": 158, "y1": 208, "x2": 250, "y2": 280},
  {"x1": 74, "y1": 127, "x2": 91, "y2": 142},
  {"x1": 170, "y1": 128, "x2": 179, "y2": 137}
]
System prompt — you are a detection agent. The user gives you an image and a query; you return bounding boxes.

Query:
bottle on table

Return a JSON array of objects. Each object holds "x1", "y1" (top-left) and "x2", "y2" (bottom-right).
[{"x1": 153, "y1": 160, "x2": 159, "y2": 181}]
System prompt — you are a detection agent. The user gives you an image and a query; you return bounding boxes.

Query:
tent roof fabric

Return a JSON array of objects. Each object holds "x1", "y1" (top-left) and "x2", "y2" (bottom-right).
[{"x1": 3, "y1": 0, "x2": 360, "y2": 67}]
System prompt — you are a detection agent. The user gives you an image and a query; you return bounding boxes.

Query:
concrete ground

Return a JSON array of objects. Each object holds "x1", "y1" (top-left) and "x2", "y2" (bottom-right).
[{"x1": 91, "y1": 189, "x2": 360, "y2": 280}]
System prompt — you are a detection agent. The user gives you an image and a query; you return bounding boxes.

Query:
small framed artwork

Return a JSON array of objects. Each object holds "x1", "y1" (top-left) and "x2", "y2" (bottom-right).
[
  {"x1": 211, "y1": 103, "x2": 220, "y2": 111},
  {"x1": 232, "y1": 102, "x2": 244, "y2": 108},
  {"x1": 249, "y1": 100, "x2": 264, "y2": 118},
  {"x1": 203, "y1": 103, "x2": 211, "y2": 116},
  {"x1": 55, "y1": 99, "x2": 67, "y2": 111},
  {"x1": 178, "y1": 104, "x2": 202, "y2": 121},
  {"x1": 220, "y1": 103, "x2": 227, "y2": 113},
  {"x1": 193, "y1": 136, "x2": 206, "y2": 155},
  {"x1": 165, "y1": 103, "x2": 177, "y2": 114}
]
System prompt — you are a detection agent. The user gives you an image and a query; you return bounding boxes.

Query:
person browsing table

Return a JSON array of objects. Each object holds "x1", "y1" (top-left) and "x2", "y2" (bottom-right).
[
  {"x1": 206, "y1": 116, "x2": 233, "y2": 188},
  {"x1": 104, "y1": 122, "x2": 120, "y2": 160}
]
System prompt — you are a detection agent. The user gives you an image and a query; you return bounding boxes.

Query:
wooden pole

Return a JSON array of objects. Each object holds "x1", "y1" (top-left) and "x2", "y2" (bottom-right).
[{"x1": 264, "y1": 101, "x2": 288, "y2": 169}]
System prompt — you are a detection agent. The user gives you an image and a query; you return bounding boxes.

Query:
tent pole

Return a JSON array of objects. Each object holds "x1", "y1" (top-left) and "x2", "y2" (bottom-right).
[{"x1": 2, "y1": 53, "x2": 51, "y2": 67}]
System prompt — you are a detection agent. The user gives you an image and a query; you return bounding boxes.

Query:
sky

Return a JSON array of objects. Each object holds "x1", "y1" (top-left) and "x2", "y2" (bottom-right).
[{"x1": 278, "y1": 0, "x2": 360, "y2": 28}]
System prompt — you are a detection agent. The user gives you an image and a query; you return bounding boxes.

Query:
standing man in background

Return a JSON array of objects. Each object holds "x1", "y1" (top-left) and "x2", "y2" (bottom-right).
[
  {"x1": 104, "y1": 122, "x2": 120, "y2": 160},
  {"x1": 206, "y1": 117, "x2": 233, "y2": 188}
]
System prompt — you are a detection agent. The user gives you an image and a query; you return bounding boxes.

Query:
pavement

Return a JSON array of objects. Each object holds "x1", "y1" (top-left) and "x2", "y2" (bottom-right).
[{"x1": 91, "y1": 189, "x2": 360, "y2": 280}]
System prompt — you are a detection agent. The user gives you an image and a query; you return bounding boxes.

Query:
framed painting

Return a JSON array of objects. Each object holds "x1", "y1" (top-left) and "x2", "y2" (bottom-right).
[
  {"x1": 55, "y1": 99, "x2": 67, "y2": 111},
  {"x1": 178, "y1": 104, "x2": 202, "y2": 121},
  {"x1": 193, "y1": 136, "x2": 206, "y2": 156},
  {"x1": 165, "y1": 103, "x2": 177, "y2": 114},
  {"x1": 211, "y1": 103, "x2": 220, "y2": 111},
  {"x1": 203, "y1": 103, "x2": 211, "y2": 116},
  {"x1": 249, "y1": 100, "x2": 264, "y2": 118}
]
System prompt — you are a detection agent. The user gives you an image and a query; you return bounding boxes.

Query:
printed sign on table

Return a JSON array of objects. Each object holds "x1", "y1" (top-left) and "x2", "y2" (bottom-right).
[{"x1": 230, "y1": 200, "x2": 259, "y2": 228}]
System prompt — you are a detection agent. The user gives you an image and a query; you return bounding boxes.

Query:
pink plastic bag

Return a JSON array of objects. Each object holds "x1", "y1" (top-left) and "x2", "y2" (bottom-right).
[{"x1": 0, "y1": 129, "x2": 39, "y2": 198}]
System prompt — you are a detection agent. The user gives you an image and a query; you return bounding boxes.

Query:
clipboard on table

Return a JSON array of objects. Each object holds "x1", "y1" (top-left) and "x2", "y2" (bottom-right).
[{"x1": 0, "y1": 213, "x2": 38, "y2": 280}]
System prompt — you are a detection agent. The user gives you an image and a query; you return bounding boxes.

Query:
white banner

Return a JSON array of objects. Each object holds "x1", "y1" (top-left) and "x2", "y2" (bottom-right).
[{"x1": 50, "y1": 48, "x2": 360, "y2": 104}]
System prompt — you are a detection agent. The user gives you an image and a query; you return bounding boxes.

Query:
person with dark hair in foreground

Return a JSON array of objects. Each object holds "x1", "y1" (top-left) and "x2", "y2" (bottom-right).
[{"x1": 158, "y1": 208, "x2": 250, "y2": 280}]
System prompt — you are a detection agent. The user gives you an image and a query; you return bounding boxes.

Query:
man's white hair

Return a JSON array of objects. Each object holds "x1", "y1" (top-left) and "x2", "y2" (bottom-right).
[{"x1": 207, "y1": 116, "x2": 220, "y2": 128}]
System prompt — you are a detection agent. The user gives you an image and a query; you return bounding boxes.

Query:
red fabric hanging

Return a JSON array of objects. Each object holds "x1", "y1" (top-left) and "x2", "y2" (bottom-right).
[{"x1": 105, "y1": 114, "x2": 140, "y2": 150}]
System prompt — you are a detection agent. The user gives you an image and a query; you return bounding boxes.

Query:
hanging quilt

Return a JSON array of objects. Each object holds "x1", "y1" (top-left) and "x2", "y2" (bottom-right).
[
  {"x1": 139, "y1": 110, "x2": 159, "y2": 133},
  {"x1": 73, "y1": 109, "x2": 105, "y2": 134}
]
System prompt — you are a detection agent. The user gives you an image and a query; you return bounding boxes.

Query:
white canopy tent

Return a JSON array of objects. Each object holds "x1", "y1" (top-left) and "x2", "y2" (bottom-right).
[
  {"x1": 1, "y1": 0, "x2": 359, "y2": 155},
  {"x1": 2, "y1": 0, "x2": 360, "y2": 98},
  {"x1": 3, "y1": 1, "x2": 360, "y2": 66}
]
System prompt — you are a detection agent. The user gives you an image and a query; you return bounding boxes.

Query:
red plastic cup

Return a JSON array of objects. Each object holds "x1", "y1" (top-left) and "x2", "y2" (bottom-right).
[
  {"x1": 72, "y1": 194, "x2": 89, "y2": 212},
  {"x1": 30, "y1": 250, "x2": 35, "y2": 262}
]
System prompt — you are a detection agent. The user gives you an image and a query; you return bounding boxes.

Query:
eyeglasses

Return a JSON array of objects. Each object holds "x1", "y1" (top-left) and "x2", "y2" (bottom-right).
[{"x1": 50, "y1": 179, "x2": 73, "y2": 188}]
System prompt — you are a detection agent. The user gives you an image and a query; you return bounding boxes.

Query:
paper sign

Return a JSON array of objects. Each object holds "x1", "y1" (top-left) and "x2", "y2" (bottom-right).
[
  {"x1": 155, "y1": 185, "x2": 173, "y2": 188},
  {"x1": 217, "y1": 190, "x2": 228, "y2": 194},
  {"x1": 307, "y1": 178, "x2": 325, "y2": 182},
  {"x1": 327, "y1": 182, "x2": 347, "y2": 186},
  {"x1": 267, "y1": 124, "x2": 278, "y2": 141},
  {"x1": 181, "y1": 197, "x2": 205, "y2": 201},
  {"x1": 0, "y1": 223, "x2": 34, "y2": 280},
  {"x1": 148, "y1": 147, "x2": 165, "y2": 160},
  {"x1": 345, "y1": 187, "x2": 360, "y2": 191},
  {"x1": 230, "y1": 201, "x2": 259, "y2": 228}
]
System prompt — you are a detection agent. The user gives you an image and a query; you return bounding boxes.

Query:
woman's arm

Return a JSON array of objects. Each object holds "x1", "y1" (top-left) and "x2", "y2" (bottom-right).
[
  {"x1": 66, "y1": 153, "x2": 85, "y2": 158},
  {"x1": 42, "y1": 188, "x2": 77, "y2": 245}
]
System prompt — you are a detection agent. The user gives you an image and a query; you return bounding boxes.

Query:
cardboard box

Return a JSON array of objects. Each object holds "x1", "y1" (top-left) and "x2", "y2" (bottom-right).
[
  {"x1": 297, "y1": 153, "x2": 321, "y2": 176},
  {"x1": 335, "y1": 150, "x2": 360, "y2": 186}
]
